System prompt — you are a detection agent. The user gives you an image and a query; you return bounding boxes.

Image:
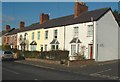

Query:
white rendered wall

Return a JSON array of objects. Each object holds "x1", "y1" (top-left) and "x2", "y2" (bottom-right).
[
  {"x1": 96, "y1": 10, "x2": 119, "y2": 61},
  {"x1": 44, "y1": 26, "x2": 65, "y2": 51},
  {"x1": 65, "y1": 22, "x2": 94, "y2": 60},
  {"x1": 17, "y1": 31, "x2": 30, "y2": 51}
]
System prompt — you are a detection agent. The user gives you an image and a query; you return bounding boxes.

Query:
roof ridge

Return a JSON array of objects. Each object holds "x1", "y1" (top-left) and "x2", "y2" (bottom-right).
[
  {"x1": 43, "y1": 7, "x2": 110, "y2": 22},
  {"x1": 49, "y1": 14, "x2": 74, "y2": 21},
  {"x1": 89, "y1": 7, "x2": 110, "y2": 12}
]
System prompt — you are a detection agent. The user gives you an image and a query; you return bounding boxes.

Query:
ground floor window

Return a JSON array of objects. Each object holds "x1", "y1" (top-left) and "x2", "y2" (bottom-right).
[
  {"x1": 71, "y1": 44, "x2": 76, "y2": 55},
  {"x1": 44, "y1": 45, "x2": 47, "y2": 51},
  {"x1": 71, "y1": 44, "x2": 81, "y2": 55},
  {"x1": 56, "y1": 45, "x2": 59, "y2": 50},
  {"x1": 31, "y1": 45, "x2": 36, "y2": 51},
  {"x1": 51, "y1": 44, "x2": 59, "y2": 50}
]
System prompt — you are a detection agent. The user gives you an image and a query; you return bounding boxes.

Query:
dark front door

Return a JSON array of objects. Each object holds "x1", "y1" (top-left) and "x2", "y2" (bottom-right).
[
  {"x1": 41, "y1": 45, "x2": 43, "y2": 52},
  {"x1": 89, "y1": 44, "x2": 93, "y2": 59}
]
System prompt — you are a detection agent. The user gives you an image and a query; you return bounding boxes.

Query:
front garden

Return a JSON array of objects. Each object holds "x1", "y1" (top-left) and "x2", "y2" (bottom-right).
[{"x1": 2, "y1": 44, "x2": 88, "y2": 64}]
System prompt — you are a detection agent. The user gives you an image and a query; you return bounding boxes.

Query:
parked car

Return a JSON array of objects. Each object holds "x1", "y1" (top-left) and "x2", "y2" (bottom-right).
[{"x1": 1, "y1": 51, "x2": 14, "y2": 61}]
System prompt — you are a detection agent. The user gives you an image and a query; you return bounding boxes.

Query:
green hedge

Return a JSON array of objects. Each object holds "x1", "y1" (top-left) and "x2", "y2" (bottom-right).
[
  {"x1": 40, "y1": 50, "x2": 69, "y2": 61},
  {"x1": 11, "y1": 49, "x2": 40, "y2": 58},
  {"x1": 11, "y1": 49, "x2": 69, "y2": 60},
  {"x1": 23, "y1": 51, "x2": 40, "y2": 58},
  {"x1": 2, "y1": 44, "x2": 11, "y2": 51}
]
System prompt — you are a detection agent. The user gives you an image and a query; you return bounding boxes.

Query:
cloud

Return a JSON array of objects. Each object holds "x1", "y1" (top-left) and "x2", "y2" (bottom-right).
[{"x1": 2, "y1": 15, "x2": 16, "y2": 23}]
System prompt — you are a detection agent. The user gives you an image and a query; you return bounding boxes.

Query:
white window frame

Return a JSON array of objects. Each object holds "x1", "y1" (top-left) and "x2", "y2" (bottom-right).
[
  {"x1": 54, "y1": 29, "x2": 58, "y2": 39},
  {"x1": 38, "y1": 31, "x2": 40, "y2": 40},
  {"x1": 32, "y1": 32, "x2": 34, "y2": 40},
  {"x1": 45, "y1": 30, "x2": 48, "y2": 39},
  {"x1": 87, "y1": 25, "x2": 93, "y2": 37},
  {"x1": 51, "y1": 44, "x2": 59, "y2": 50},
  {"x1": 74, "y1": 27, "x2": 79, "y2": 37},
  {"x1": 24, "y1": 33, "x2": 28, "y2": 40},
  {"x1": 45, "y1": 44, "x2": 47, "y2": 51},
  {"x1": 19, "y1": 35, "x2": 23, "y2": 41},
  {"x1": 71, "y1": 44, "x2": 76, "y2": 55},
  {"x1": 31, "y1": 45, "x2": 36, "y2": 51}
]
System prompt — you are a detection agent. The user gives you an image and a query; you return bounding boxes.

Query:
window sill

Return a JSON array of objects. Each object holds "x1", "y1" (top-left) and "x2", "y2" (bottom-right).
[{"x1": 86, "y1": 36, "x2": 93, "y2": 37}]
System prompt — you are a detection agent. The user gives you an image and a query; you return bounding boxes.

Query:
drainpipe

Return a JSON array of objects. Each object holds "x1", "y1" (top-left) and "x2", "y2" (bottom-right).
[{"x1": 91, "y1": 17, "x2": 98, "y2": 61}]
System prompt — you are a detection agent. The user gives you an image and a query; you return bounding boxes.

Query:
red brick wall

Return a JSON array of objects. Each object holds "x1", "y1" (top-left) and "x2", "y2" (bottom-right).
[
  {"x1": 74, "y1": 2, "x2": 88, "y2": 17},
  {"x1": 40, "y1": 13, "x2": 49, "y2": 24},
  {"x1": 6, "y1": 36, "x2": 9, "y2": 44}
]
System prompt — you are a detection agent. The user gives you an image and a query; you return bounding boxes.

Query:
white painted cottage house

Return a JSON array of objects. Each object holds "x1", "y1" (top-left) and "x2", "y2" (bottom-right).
[{"x1": 39, "y1": 2, "x2": 119, "y2": 61}]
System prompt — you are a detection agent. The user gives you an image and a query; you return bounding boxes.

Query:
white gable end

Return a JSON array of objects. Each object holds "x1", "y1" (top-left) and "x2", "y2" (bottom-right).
[{"x1": 96, "y1": 10, "x2": 119, "y2": 61}]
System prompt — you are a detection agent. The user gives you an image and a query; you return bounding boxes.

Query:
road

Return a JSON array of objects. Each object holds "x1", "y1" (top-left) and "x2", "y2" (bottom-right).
[{"x1": 2, "y1": 61, "x2": 107, "y2": 80}]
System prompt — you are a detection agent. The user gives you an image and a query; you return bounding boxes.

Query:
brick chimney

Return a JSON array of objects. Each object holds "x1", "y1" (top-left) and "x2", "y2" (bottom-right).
[
  {"x1": 40, "y1": 13, "x2": 49, "y2": 24},
  {"x1": 74, "y1": 1, "x2": 88, "y2": 17},
  {"x1": 19, "y1": 21, "x2": 25, "y2": 29},
  {"x1": 6, "y1": 25, "x2": 11, "y2": 31}
]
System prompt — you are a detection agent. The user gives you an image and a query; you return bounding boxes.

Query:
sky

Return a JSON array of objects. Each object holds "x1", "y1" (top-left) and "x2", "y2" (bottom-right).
[{"x1": 2, "y1": 2, "x2": 119, "y2": 30}]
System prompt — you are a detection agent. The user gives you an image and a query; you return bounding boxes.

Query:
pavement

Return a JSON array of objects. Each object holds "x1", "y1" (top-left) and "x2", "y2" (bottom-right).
[
  {"x1": 2, "y1": 61, "x2": 108, "y2": 80},
  {"x1": 14, "y1": 58, "x2": 120, "y2": 80}
]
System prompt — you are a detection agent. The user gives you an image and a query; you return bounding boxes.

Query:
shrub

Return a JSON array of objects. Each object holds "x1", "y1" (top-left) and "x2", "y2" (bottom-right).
[
  {"x1": 2, "y1": 44, "x2": 11, "y2": 51},
  {"x1": 23, "y1": 51, "x2": 40, "y2": 58},
  {"x1": 11, "y1": 49, "x2": 40, "y2": 58},
  {"x1": 40, "y1": 50, "x2": 69, "y2": 61}
]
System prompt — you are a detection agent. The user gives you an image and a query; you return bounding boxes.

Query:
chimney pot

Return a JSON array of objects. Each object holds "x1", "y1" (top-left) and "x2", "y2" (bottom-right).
[
  {"x1": 40, "y1": 13, "x2": 49, "y2": 24},
  {"x1": 74, "y1": 2, "x2": 88, "y2": 17},
  {"x1": 6, "y1": 25, "x2": 11, "y2": 31},
  {"x1": 20, "y1": 21, "x2": 25, "y2": 29}
]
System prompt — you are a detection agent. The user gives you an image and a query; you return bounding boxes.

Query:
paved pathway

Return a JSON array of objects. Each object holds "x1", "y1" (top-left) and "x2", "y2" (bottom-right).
[{"x1": 15, "y1": 59, "x2": 119, "y2": 80}]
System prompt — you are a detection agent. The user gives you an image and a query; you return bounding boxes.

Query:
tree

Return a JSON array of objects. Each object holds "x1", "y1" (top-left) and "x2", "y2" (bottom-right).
[{"x1": 2, "y1": 44, "x2": 11, "y2": 50}]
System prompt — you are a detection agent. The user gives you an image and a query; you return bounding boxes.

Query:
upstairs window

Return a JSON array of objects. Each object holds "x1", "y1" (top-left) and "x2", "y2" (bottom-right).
[
  {"x1": 38, "y1": 31, "x2": 40, "y2": 40},
  {"x1": 45, "y1": 30, "x2": 48, "y2": 39},
  {"x1": 74, "y1": 27, "x2": 79, "y2": 37},
  {"x1": 87, "y1": 25, "x2": 93, "y2": 37},
  {"x1": 54, "y1": 29, "x2": 58, "y2": 39},
  {"x1": 32, "y1": 32, "x2": 34, "y2": 40},
  {"x1": 19, "y1": 35, "x2": 22, "y2": 41},
  {"x1": 24, "y1": 33, "x2": 28, "y2": 40}
]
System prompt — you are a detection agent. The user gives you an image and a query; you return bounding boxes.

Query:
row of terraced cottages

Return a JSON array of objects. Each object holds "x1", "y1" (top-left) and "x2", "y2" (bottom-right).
[{"x1": 2, "y1": 2, "x2": 120, "y2": 61}]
